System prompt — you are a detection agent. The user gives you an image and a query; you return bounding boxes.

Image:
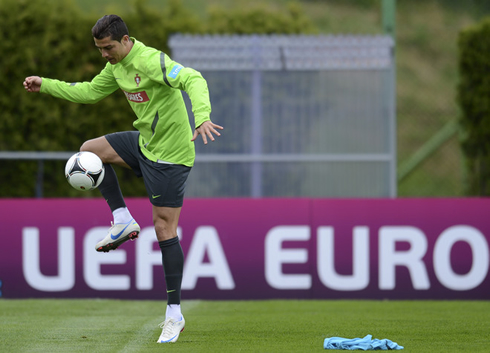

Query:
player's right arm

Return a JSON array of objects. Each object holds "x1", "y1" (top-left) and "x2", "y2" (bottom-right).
[
  {"x1": 23, "y1": 76, "x2": 42, "y2": 92},
  {"x1": 23, "y1": 64, "x2": 119, "y2": 104}
]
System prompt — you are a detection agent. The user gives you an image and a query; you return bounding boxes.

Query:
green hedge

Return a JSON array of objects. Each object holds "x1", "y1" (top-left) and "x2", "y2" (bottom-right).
[
  {"x1": 458, "y1": 17, "x2": 490, "y2": 195},
  {"x1": 0, "y1": 0, "x2": 316, "y2": 197}
]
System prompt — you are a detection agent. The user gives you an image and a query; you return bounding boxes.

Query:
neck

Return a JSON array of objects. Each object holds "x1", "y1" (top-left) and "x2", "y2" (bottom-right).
[{"x1": 127, "y1": 37, "x2": 134, "y2": 51}]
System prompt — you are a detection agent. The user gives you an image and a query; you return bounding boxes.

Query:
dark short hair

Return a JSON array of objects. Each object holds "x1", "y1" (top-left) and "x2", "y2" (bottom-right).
[{"x1": 92, "y1": 15, "x2": 129, "y2": 42}]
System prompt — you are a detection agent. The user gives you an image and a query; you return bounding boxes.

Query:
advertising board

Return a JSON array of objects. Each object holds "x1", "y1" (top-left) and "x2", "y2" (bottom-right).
[{"x1": 0, "y1": 198, "x2": 488, "y2": 299}]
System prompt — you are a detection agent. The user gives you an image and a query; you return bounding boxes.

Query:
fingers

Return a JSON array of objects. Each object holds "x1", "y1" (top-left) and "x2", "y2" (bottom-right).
[
  {"x1": 23, "y1": 81, "x2": 33, "y2": 92},
  {"x1": 201, "y1": 131, "x2": 209, "y2": 145},
  {"x1": 192, "y1": 127, "x2": 208, "y2": 144},
  {"x1": 191, "y1": 120, "x2": 223, "y2": 144},
  {"x1": 213, "y1": 123, "x2": 224, "y2": 131},
  {"x1": 209, "y1": 124, "x2": 223, "y2": 138},
  {"x1": 23, "y1": 77, "x2": 30, "y2": 90},
  {"x1": 191, "y1": 129, "x2": 199, "y2": 142},
  {"x1": 204, "y1": 127, "x2": 215, "y2": 143},
  {"x1": 23, "y1": 76, "x2": 41, "y2": 92}
]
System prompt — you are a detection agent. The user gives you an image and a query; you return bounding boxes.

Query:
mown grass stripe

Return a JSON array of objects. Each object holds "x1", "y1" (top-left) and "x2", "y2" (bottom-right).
[{"x1": 1, "y1": 299, "x2": 489, "y2": 352}]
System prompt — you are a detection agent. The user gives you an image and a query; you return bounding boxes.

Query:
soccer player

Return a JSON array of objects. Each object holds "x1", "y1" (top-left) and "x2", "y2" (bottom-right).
[{"x1": 23, "y1": 14, "x2": 222, "y2": 344}]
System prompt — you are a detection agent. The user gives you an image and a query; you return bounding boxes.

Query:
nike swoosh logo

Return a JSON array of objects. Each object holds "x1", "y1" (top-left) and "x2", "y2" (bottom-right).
[
  {"x1": 166, "y1": 289, "x2": 176, "y2": 293},
  {"x1": 152, "y1": 194, "x2": 161, "y2": 199},
  {"x1": 111, "y1": 223, "x2": 131, "y2": 240}
]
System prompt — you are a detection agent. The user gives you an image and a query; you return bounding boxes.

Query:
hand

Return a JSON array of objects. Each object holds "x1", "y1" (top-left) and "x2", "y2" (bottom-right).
[
  {"x1": 23, "y1": 76, "x2": 42, "y2": 93},
  {"x1": 191, "y1": 120, "x2": 223, "y2": 144}
]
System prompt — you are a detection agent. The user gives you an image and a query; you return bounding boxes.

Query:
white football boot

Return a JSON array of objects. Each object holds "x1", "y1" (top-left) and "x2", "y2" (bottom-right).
[
  {"x1": 157, "y1": 317, "x2": 185, "y2": 343},
  {"x1": 95, "y1": 219, "x2": 140, "y2": 252}
]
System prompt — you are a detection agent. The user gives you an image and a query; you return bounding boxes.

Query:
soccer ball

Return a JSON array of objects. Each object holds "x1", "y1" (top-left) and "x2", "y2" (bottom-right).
[{"x1": 65, "y1": 152, "x2": 105, "y2": 191}]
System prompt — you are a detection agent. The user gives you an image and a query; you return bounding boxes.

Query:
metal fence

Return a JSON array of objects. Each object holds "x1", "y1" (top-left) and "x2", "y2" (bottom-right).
[{"x1": 170, "y1": 34, "x2": 396, "y2": 197}]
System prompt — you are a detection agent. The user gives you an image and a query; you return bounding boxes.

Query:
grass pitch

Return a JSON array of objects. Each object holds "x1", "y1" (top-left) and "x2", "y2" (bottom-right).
[{"x1": 0, "y1": 299, "x2": 488, "y2": 352}]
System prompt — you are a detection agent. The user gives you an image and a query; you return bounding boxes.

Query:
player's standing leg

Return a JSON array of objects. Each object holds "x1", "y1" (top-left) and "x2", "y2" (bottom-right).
[{"x1": 155, "y1": 206, "x2": 186, "y2": 343}]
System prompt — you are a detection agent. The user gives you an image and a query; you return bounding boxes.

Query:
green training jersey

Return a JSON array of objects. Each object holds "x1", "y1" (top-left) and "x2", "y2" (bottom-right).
[{"x1": 40, "y1": 38, "x2": 211, "y2": 167}]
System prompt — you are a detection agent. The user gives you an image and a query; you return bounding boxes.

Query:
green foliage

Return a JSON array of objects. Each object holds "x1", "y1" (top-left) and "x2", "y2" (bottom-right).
[
  {"x1": 0, "y1": 0, "x2": 316, "y2": 197},
  {"x1": 125, "y1": 0, "x2": 203, "y2": 53},
  {"x1": 0, "y1": 0, "x2": 106, "y2": 197},
  {"x1": 205, "y1": 2, "x2": 317, "y2": 34},
  {"x1": 457, "y1": 17, "x2": 490, "y2": 195}
]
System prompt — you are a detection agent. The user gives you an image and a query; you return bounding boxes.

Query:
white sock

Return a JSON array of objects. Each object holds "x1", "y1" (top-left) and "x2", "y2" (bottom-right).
[
  {"x1": 166, "y1": 304, "x2": 182, "y2": 321},
  {"x1": 112, "y1": 207, "x2": 133, "y2": 224}
]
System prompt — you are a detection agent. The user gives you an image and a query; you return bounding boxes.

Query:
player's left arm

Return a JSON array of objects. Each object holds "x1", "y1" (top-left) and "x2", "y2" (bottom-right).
[{"x1": 150, "y1": 53, "x2": 223, "y2": 143}]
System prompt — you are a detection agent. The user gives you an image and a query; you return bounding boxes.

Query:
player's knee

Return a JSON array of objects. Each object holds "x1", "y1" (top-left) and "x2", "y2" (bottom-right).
[
  {"x1": 79, "y1": 140, "x2": 91, "y2": 152},
  {"x1": 153, "y1": 217, "x2": 177, "y2": 241},
  {"x1": 80, "y1": 138, "x2": 100, "y2": 153},
  {"x1": 79, "y1": 137, "x2": 105, "y2": 155},
  {"x1": 79, "y1": 139, "x2": 107, "y2": 165}
]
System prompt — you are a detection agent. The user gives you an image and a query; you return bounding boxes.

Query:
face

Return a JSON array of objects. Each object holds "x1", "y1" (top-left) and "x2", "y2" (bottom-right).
[{"x1": 94, "y1": 35, "x2": 132, "y2": 65}]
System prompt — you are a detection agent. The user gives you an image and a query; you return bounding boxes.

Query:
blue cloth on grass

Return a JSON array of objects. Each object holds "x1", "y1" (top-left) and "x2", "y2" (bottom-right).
[{"x1": 324, "y1": 334, "x2": 404, "y2": 350}]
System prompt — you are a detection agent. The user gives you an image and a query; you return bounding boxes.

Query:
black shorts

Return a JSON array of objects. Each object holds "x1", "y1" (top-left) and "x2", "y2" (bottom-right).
[{"x1": 105, "y1": 131, "x2": 191, "y2": 208}]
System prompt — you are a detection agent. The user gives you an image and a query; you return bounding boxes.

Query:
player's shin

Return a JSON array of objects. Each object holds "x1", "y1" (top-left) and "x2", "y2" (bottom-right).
[
  {"x1": 159, "y1": 237, "x2": 184, "y2": 320},
  {"x1": 98, "y1": 164, "x2": 126, "y2": 212}
]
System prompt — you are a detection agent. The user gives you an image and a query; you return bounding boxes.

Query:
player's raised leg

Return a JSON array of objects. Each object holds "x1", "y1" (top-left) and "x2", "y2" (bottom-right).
[{"x1": 81, "y1": 136, "x2": 140, "y2": 252}]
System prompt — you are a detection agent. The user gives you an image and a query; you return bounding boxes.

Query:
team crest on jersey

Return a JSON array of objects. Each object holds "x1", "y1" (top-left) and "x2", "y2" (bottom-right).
[{"x1": 135, "y1": 74, "x2": 141, "y2": 87}]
